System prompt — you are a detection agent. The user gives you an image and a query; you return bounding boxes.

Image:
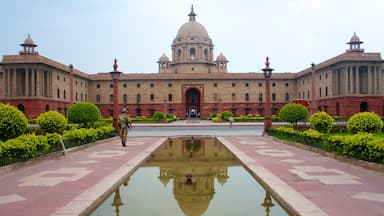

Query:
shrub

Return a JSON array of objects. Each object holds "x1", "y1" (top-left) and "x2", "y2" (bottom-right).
[
  {"x1": 0, "y1": 103, "x2": 29, "y2": 141},
  {"x1": 67, "y1": 102, "x2": 101, "y2": 127},
  {"x1": 221, "y1": 111, "x2": 233, "y2": 121},
  {"x1": 166, "y1": 113, "x2": 174, "y2": 119},
  {"x1": 153, "y1": 111, "x2": 164, "y2": 121},
  {"x1": 346, "y1": 112, "x2": 383, "y2": 134},
  {"x1": 309, "y1": 111, "x2": 334, "y2": 133},
  {"x1": 279, "y1": 103, "x2": 309, "y2": 127},
  {"x1": 0, "y1": 134, "x2": 49, "y2": 160},
  {"x1": 271, "y1": 114, "x2": 280, "y2": 121},
  {"x1": 37, "y1": 111, "x2": 67, "y2": 134}
]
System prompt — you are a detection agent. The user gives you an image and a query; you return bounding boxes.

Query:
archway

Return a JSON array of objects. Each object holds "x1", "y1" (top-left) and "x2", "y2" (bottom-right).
[
  {"x1": 185, "y1": 88, "x2": 201, "y2": 118},
  {"x1": 360, "y1": 102, "x2": 368, "y2": 112},
  {"x1": 17, "y1": 104, "x2": 25, "y2": 113}
]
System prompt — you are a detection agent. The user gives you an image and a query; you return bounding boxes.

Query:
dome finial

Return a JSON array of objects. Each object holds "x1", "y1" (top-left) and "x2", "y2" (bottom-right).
[{"x1": 188, "y1": 4, "x2": 196, "y2": 21}]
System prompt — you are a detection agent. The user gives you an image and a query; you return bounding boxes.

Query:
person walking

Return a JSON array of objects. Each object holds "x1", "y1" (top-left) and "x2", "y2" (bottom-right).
[{"x1": 118, "y1": 108, "x2": 132, "y2": 147}]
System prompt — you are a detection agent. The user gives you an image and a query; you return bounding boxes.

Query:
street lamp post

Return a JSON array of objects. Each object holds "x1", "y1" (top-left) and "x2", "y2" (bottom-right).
[
  {"x1": 262, "y1": 57, "x2": 274, "y2": 134},
  {"x1": 110, "y1": 59, "x2": 122, "y2": 131},
  {"x1": 311, "y1": 62, "x2": 317, "y2": 114},
  {"x1": 163, "y1": 99, "x2": 168, "y2": 123},
  {"x1": 68, "y1": 64, "x2": 74, "y2": 106}
]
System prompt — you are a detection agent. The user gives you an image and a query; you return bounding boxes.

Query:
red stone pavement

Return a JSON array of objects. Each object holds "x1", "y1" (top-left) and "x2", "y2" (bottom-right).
[
  {"x1": 219, "y1": 136, "x2": 384, "y2": 216},
  {"x1": 0, "y1": 135, "x2": 383, "y2": 216},
  {"x1": 0, "y1": 137, "x2": 166, "y2": 216}
]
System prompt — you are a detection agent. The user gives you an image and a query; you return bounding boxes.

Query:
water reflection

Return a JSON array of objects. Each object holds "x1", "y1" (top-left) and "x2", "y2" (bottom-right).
[
  {"x1": 147, "y1": 137, "x2": 238, "y2": 216},
  {"x1": 92, "y1": 137, "x2": 288, "y2": 216}
]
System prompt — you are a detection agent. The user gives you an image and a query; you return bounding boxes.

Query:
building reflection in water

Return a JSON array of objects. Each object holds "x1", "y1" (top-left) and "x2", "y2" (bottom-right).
[{"x1": 107, "y1": 137, "x2": 279, "y2": 216}]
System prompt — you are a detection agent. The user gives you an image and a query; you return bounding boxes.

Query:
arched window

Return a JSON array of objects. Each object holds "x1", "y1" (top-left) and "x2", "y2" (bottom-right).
[
  {"x1": 57, "y1": 88, "x2": 60, "y2": 98},
  {"x1": 109, "y1": 94, "x2": 114, "y2": 102},
  {"x1": 336, "y1": 102, "x2": 340, "y2": 116},
  {"x1": 272, "y1": 93, "x2": 276, "y2": 101},
  {"x1": 123, "y1": 94, "x2": 127, "y2": 103},
  {"x1": 245, "y1": 93, "x2": 250, "y2": 101},
  {"x1": 168, "y1": 94, "x2": 172, "y2": 102},
  {"x1": 232, "y1": 93, "x2": 236, "y2": 101},
  {"x1": 64, "y1": 90, "x2": 66, "y2": 99},
  {"x1": 136, "y1": 94, "x2": 141, "y2": 103},
  {"x1": 150, "y1": 94, "x2": 154, "y2": 102},
  {"x1": 96, "y1": 94, "x2": 100, "y2": 103},
  {"x1": 213, "y1": 93, "x2": 218, "y2": 101},
  {"x1": 258, "y1": 93, "x2": 263, "y2": 102},
  {"x1": 190, "y1": 48, "x2": 196, "y2": 60},
  {"x1": 285, "y1": 93, "x2": 289, "y2": 102},
  {"x1": 17, "y1": 104, "x2": 25, "y2": 113},
  {"x1": 177, "y1": 49, "x2": 182, "y2": 61},
  {"x1": 204, "y1": 49, "x2": 208, "y2": 61}
]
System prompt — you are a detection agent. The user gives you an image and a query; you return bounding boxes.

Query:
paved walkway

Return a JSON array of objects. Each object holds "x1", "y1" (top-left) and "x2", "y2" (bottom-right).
[{"x1": 0, "y1": 121, "x2": 383, "y2": 215}]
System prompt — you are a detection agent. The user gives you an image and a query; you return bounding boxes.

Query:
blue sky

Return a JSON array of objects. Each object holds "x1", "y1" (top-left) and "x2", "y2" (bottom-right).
[{"x1": 1, "y1": 0, "x2": 383, "y2": 74}]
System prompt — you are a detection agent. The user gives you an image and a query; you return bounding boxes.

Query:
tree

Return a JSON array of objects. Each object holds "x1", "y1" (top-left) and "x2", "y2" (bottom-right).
[
  {"x1": 347, "y1": 112, "x2": 383, "y2": 134},
  {"x1": 279, "y1": 103, "x2": 309, "y2": 127},
  {"x1": 0, "y1": 103, "x2": 29, "y2": 141},
  {"x1": 309, "y1": 111, "x2": 334, "y2": 133},
  {"x1": 37, "y1": 111, "x2": 67, "y2": 134},
  {"x1": 67, "y1": 102, "x2": 101, "y2": 127}
]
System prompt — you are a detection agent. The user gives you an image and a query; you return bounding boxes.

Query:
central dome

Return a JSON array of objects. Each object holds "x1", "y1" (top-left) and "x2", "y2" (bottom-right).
[
  {"x1": 174, "y1": 6, "x2": 211, "y2": 42},
  {"x1": 176, "y1": 21, "x2": 209, "y2": 39}
]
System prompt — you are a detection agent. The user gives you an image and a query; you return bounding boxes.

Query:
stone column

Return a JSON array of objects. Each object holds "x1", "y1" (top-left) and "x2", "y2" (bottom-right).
[
  {"x1": 25, "y1": 68, "x2": 29, "y2": 97},
  {"x1": 5, "y1": 69, "x2": 9, "y2": 97},
  {"x1": 367, "y1": 66, "x2": 375, "y2": 94},
  {"x1": 12, "y1": 69, "x2": 17, "y2": 97},
  {"x1": 355, "y1": 66, "x2": 360, "y2": 94}
]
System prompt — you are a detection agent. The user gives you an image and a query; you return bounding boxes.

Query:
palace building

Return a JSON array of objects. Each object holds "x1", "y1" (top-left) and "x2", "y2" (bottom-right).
[{"x1": 1, "y1": 7, "x2": 383, "y2": 119}]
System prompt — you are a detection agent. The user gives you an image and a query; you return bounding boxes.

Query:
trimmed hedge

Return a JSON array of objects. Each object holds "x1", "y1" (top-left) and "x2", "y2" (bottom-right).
[
  {"x1": 37, "y1": 111, "x2": 67, "y2": 134},
  {"x1": 0, "y1": 103, "x2": 29, "y2": 141},
  {"x1": 309, "y1": 111, "x2": 334, "y2": 133},
  {"x1": 269, "y1": 127, "x2": 384, "y2": 163},
  {"x1": 0, "y1": 125, "x2": 115, "y2": 166},
  {"x1": 0, "y1": 134, "x2": 49, "y2": 161},
  {"x1": 347, "y1": 112, "x2": 383, "y2": 134},
  {"x1": 279, "y1": 103, "x2": 309, "y2": 126},
  {"x1": 67, "y1": 102, "x2": 101, "y2": 127}
]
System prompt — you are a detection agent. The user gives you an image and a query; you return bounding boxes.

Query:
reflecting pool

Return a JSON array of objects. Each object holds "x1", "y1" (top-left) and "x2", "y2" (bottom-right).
[{"x1": 90, "y1": 137, "x2": 290, "y2": 216}]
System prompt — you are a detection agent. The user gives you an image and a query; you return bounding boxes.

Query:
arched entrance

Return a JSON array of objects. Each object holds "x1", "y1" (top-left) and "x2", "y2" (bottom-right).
[
  {"x1": 360, "y1": 102, "x2": 368, "y2": 112},
  {"x1": 185, "y1": 88, "x2": 201, "y2": 118},
  {"x1": 17, "y1": 104, "x2": 25, "y2": 113}
]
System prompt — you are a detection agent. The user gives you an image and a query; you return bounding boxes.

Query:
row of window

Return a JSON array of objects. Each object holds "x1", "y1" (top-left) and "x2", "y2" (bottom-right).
[
  {"x1": 95, "y1": 82, "x2": 290, "y2": 89},
  {"x1": 298, "y1": 86, "x2": 329, "y2": 99},
  {"x1": 56, "y1": 75, "x2": 87, "y2": 88},
  {"x1": 56, "y1": 88, "x2": 87, "y2": 101},
  {"x1": 95, "y1": 93, "x2": 290, "y2": 103}
]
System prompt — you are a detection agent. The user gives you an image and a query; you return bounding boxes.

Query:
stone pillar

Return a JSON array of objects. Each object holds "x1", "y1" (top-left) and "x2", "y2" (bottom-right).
[
  {"x1": 368, "y1": 66, "x2": 373, "y2": 94},
  {"x1": 12, "y1": 69, "x2": 17, "y2": 97},
  {"x1": 25, "y1": 68, "x2": 29, "y2": 97},
  {"x1": 5, "y1": 69, "x2": 9, "y2": 97},
  {"x1": 355, "y1": 66, "x2": 360, "y2": 94},
  {"x1": 342, "y1": 67, "x2": 348, "y2": 95}
]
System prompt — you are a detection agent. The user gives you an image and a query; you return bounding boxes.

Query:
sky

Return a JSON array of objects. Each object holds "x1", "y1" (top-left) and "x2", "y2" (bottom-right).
[{"x1": 1, "y1": 0, "x2": 383, "y2": 74}]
